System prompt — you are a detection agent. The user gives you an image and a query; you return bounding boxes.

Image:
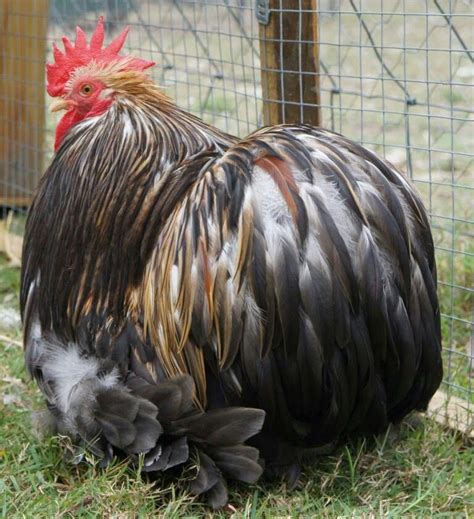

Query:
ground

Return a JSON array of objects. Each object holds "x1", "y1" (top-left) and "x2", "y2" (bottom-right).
[{"x1": 1, "y1": 256, "x2": 473, "y2": 516}]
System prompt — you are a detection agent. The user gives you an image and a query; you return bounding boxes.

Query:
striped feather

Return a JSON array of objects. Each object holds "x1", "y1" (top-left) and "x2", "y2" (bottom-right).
[{"x1": 22, "y1": 69, "x2": 442, "y2": 468}]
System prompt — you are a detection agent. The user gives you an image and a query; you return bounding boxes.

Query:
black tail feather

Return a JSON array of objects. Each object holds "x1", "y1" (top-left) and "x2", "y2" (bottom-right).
[{"x1": 79, "y1": 373, "x2": 265, "y2": 508}]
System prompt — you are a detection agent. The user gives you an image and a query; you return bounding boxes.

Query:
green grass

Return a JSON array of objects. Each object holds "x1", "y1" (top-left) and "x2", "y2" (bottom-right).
[
  {"x1": 1, "y1": 254, "x2": 473, "y2": 516},
  {"x1": 0, "y1": 264, "x2": 20, "y2": 306}
]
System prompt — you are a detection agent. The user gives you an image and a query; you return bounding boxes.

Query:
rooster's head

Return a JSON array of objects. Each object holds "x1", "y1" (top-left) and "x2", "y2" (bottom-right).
[{"x1": 47, "y1": 16, "x2": 155, "y2": 150}]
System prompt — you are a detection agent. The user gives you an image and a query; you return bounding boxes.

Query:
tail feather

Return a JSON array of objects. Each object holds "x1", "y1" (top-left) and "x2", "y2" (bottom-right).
[
  {"x1": 25, "y1": 335, "x2": 265, "y2": 507},
  {"x1": 126, "y1": 372, "x2": 195, "y2": 422},
  {"x1": 93, "y1": 376, "x2": 265, "y2": 507},
  {"x1": 172, "y1": 407, "x2": 266, "y2": 447},
  {"x1": 191, "y1": 451, "x2": 229, "y2": 509},
  {"x1": 94, "y1": 375, "x2": 265, "y2": 507},
  {"x1": 206, "y1": 445, "x2": 263, "y2": 483},
  {"x1": 143, "y1": 436, "x2": 189, "y2": 472}
]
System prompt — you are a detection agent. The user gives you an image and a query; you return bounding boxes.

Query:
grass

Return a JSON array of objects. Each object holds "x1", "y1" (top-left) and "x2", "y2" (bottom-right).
[{"x1": 1, "y1": 256, "x2": 473, "y2": 516}]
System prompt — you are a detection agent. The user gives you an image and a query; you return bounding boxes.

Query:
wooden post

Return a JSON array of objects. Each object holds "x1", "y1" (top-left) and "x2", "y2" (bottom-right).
[
  {"x1": 0, "y1": 0, "x2": 49, "y2": 207},
  {"x1": 258, "y1": 0, "x2": 321, "y2": 127}
]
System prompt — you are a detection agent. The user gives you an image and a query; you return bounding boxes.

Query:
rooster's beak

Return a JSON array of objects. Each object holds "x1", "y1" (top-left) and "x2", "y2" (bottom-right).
[{"x1": 49, "y1": 98, "x2": 72, "y2": 113}]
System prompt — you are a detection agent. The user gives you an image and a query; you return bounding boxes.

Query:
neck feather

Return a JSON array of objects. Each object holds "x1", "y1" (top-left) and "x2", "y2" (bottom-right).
[{"x1": 27, "y1": 81, "x2": 237, "y2": 336}]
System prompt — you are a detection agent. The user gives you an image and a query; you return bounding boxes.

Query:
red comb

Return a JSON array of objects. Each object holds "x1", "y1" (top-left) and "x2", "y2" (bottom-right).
[{"x1": 46, "y1": 16, "x2": 155, "y2": 97}]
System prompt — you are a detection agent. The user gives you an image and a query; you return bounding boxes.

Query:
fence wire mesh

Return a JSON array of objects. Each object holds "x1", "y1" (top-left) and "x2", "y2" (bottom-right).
[{"x1": 1, "y1": 0, "x2": 472, "y2": 424}]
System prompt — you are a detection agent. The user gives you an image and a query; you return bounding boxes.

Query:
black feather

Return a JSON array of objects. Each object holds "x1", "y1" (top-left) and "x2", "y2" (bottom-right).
[
  {"x1": 190, "y1": 451, "x2": 221, "y2": 495},
  {"x1": 173, "y1": 407, "x2": 265, "y2": 447},
  {"x1": 206, "y1": 445, "x2": 263, "y2": 483}
]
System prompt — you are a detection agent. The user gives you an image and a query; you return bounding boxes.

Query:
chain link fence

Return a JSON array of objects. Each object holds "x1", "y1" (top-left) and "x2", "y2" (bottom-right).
[{"x1": 1, "y1": 0, "x2": 472, "y2": 425}]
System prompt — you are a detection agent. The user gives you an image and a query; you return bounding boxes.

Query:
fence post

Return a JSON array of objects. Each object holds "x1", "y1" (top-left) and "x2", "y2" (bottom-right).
[
  {"x1": 258, "y1": 0, "x2": 321, "y2": 127},
  {"x1": 0, "y1": 0, "x2": 49, "y2": 208}
]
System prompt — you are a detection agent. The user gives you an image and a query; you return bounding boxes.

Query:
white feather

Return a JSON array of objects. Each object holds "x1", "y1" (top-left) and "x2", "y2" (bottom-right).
[{"x1": 42, "y1": 342, "x2": 119, "y2": 413}]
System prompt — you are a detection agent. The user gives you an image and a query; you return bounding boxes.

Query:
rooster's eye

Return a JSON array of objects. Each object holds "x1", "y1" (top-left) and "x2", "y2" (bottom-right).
[{"x1": 80, "y1": 84, "x2": 93, "y2": 96}]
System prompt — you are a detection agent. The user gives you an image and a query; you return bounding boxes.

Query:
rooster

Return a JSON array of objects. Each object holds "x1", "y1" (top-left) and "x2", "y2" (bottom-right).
[{"x1": 21, "y1": 18, "x2": 442, "y2": 507}]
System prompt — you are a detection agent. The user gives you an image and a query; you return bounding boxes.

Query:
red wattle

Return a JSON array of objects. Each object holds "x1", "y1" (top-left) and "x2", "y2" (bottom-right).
[
  {"x1": 54, "y1": 98, "x2": 113, "y2": 151},
  {"x1": 54, "y1": 110, "x2": 82, "y2": 151}
]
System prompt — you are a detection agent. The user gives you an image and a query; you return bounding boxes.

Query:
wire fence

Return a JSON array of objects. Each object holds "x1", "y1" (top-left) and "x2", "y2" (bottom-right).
[{"x1": 1, "y1": 0, "x2": 472, "y2": 424}]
